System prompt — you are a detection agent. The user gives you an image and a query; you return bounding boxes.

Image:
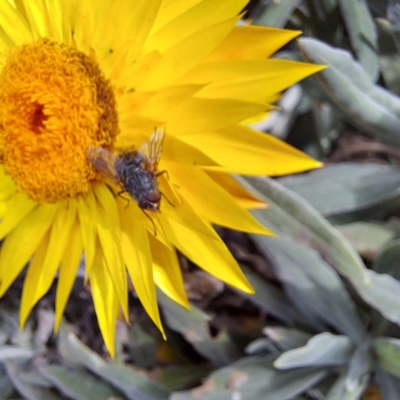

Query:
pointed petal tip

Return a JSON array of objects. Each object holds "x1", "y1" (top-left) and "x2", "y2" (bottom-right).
[
  {"x1": 234, "y1": 280, "x2": 255, "y2": 295},
  {"x1": 174, "y1": 294, "x2": 191, "y2": 310}
]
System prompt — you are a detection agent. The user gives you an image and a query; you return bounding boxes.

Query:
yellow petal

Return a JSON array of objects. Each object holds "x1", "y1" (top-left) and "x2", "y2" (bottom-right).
[
  {"x1": 39, "y1": 0, "x2": 66, "y2": 41},
  {"x1": 90, "y1": 240, "x2": 118, "y2": 357},
  {"x1": 158, "y1": 173, "x2": 182, "y2": 208},
  {"x1": 117, "y1": 198, "x2": 165, "y2": 338},
  {"x1": 152, "y1": 0, "x2": 201, "y2": 33},
  {"x1": 76, "y1": 193, "x2": 96, "y2": 281},
  {"x1": 165, "y1": 98, "x2": 267, "y2": 135},
  {"x1": 181, "y1": 60, "x2": 325, "y2": 102},
  {"x1": 0, "y1": 192, "x2": 37, "y2": 240},
  {"x1": 207, "y1": 171, "x2": 267, "y2": 209},
  {"x1": 20, "y1": 0, "x2": 52, "y2": 39},
  {"x1": 139, "y1": 16, "x2": 240, "y2": 91},
  {"x1": 119, "y1": 50, "x2": 162, "y2": 93},
  {"x1": 93, "y1": 184, "x2": 128, "y2": 321},
  {"x1": 19, "y1": 230, "x2": 50, "y2": 328},
  {"x1": 146, "y1": 0, "x2": 248, "y2": 54},
  {"x1": 181, "y1": 125, "x2": 322, "y2": 175},
  {"x1": 0, "y1": 0, "x2": 33, "y2": 46},
  {"x1": 125, "y1": 0, "x2": 161, "y2": 62},
  {"x1": 139, "y1": 84, "x2": 204, "y2": 121},
  {"x1": 158, "y1": 175, "x2": 219, "y2": 239},
  {"x1": 55, "y1": 217, "x2": 82, "y2": 331},
  {"x1": 196, "y1": 61, "x2": 326, "y2": 102},
  {"x1": 0, "y1": 200, "x2": 8, "y2": 219},
  {"x1": 149, "y1": 234, "x2": 189, "y2": 309},
  {"x1": 207, "y1": 26, "x2": 301, "y2": 61},
  {"x1": 161, "y1": 212, "x2": 254, "y2": 294},
  {"x1": 124, "y1": 197, "x2": 171, "y2": 249},
  {"x1": 20, "y1": 200, "x2": 76, "y2": 325},
  {"x1": 44, "y1": 0, "x2": 74, "y2": 44},
  {"x1": 0, "y1": 203, "x2": 58, "y2": 296},
  {"x1": 166, "y1": 164, "x2": 272, "y2": 235}
]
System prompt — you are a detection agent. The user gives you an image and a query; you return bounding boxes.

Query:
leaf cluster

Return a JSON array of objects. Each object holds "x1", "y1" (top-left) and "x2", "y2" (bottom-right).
[{"x1": 3, "y1": 1, "x2": 400, "y2": 399}]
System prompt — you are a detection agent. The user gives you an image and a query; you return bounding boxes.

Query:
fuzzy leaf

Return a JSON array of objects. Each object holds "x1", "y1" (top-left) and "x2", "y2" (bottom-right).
[
  {"x1": 346, "y1": 343, "x2": 373, "y2": 391},
  {"x1": 255, "y1": 237, "x2": 366, "y2": 341},
  {"x1": 239, "y1": 264, "x2": 304, "y2": 325},
  {"x1": 326, "y1": 373, "x2": 368, "y2": 400},
  {"x1": 241, "y1": 176, "x2": 400, "y2": 333},
  {"x1": 387, "y1": 0, "x2": 400, "y2": 52},
  {"x1": 264, "y1": 328, "x2": 313, "y2": 351},
  {"x1": 253, "y1": 0, "x2": 301, "y2": 28},
  {"x1": 274, "y1": 333, "x2": 353, "y2": 369},
  {"x1": 39, "y1": 366, "x2": 120, "y2": 400},
  {"x1": 170, "y1": 356, "x2": 327, "y2": 400},
  {"x1": 375, "y1": 366, "x2": 400, "y2": 400},
  {"x1": 376, "y1": 18, "x2": 400, "y2": 95},
  {"x1": 298, "y1": 37, "x2": 400, "y2": 146},
  {"x1": 278, "y1": 163, "x2": 400, "y2": 216},
  {"x1": 4, "y1": 360, "x2": 62, "y2": 400},
  {"x1": 374, "y1": 337, "x2": 400, "y2": 377},
  {"x1": 57, "y1": 325, "x2": 170, "y2": 400},
  {"x1": 338, "y1": 0, "x2": 379, "y2": 80},
  {"x1": 158, "y1": 291, "x2": 240, "y2": 365}
]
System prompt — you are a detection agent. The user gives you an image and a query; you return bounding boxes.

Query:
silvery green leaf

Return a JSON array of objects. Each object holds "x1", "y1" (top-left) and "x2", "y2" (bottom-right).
[
  {"x1": 251, "y1": 236, "x2": 366, "y2": 342},
  {"x1": 239, "y1": 264, "x2": 304, "y2": 325},
  {"x1": 345, "y1": 342, "x2": 373, "y2": 391},
  {"x1": 57, "y1": 325, "x2": 170, "y2": 400},
  {"x1": 371, "y1": 239, "x2": 400, "y2": 335},
  {"x1": 39, "y1": 366, "x2": 120, "y2": 400},
  {"x1": 326, "y1": 373, "x2": 369, "y2": 400},
  {"x1": 375, "y1": 366, "x2": 400, "y2": 400},
  {"x1": 337, "y1": 222, "x2": 396, "y2": 258},
  {"x1": 373, "y1": 239, "x2": 400, "y2": 276},
  {"x1": 238, "y1": 176, "x2": 368, "y2": 281},
  {"x1": 253, "y1": 0, "x2": 301, "y2": 28},
  {"x1": 360, "y1": 270, "x2": 400, "y2": 325},
  {"x1": 0, "y1": 364, "x2": 15, "y2": 399},
  {"x1": 241, "y1": 176, "x2": 400, "y2": 332},
  {"x1": 278, "y1": 163, "x2": 400, "y2": 217},
  {"x1": 264, "y1": 327, "x2": 313, "y2": 351},
  {"x1": 160, "y1": 365, "x2": 213, "y2": 390},
  {"x1": 274, "y1": 333, "x2": 353, "y2": 369},
  {"x1": 158, "y1": 291, "x2": 240, "y2": 365},
  {"x1": 245, "y1": 338, "x2": 278, "y2": 355},
  {"x1": 374, "y1": 337, "x2": 400, "y2": 377},
  {"x1": 0, "y1": 346, "x2": 33, "y2": 361},
  {"x1": 377, "y1": 18, "x2": 400, "y2": 95},
  {"x1": 4, "y1": 360, "x2": 62, "y2": 400},
  {"x1": 298, "y1": 37, "x2": 400, "y2": 146},
  {"x1": 388, "y1": 0, "x2": 400, "y2": 52},
  {"x1": 170, "y1": 356, "x2": 327, "y2": 400},
  {"x1": 338, "y1": 0, "x2": 379, "y2": 80}
]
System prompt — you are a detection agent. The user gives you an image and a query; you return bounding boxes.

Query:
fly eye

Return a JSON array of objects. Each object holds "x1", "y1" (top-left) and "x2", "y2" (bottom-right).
[{"x1": 147, "y1": 191, "x2": 161, "y2": 203}]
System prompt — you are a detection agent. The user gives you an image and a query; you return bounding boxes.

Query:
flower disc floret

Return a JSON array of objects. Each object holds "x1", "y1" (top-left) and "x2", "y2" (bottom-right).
[{"x1": 0, "y1": 38, "x2": 119, "y2": 202}]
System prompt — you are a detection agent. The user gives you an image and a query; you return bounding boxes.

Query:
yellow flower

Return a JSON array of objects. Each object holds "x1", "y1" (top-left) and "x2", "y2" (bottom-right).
[{"x1": 0, "y1": 0, "x2": 323, "y2": 355}]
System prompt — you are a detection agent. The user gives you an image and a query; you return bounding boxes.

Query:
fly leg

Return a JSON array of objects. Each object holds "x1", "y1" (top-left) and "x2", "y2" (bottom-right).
[
  {"x1": 117, "y1": 191, "x2": 130, "y2": 209},
  {"x1": 141, "y1": 209, "x2": 157, "y2": 236},
  {"x1": 160, "y1": 192, "x2": 174, "y2": 207},
  {"x1": 156, "y1": 170, "x2": 169, "y2": 179},
  {"x1": 156, "y1": 170, "x2": 175, "y2": 207}
]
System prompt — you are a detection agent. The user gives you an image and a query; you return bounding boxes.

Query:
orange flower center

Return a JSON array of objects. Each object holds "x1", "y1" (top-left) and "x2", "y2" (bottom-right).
[{"x1": 0, "y1": 38, "x2": 119, "y2": 202}]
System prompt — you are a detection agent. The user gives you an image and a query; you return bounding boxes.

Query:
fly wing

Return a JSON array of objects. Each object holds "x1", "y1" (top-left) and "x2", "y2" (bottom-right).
[
  {"x1": 138, "y1": 128, "x2": 165, "y2": 173},
  {"x1": 86, "y1": 146, "x2": 123, "y2": 187}
]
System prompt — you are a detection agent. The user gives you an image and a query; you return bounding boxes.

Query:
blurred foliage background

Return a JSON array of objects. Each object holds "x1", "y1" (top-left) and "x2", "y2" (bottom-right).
[{"x1": 4, "y1": 0, "x2": 400, "y2": 399}]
